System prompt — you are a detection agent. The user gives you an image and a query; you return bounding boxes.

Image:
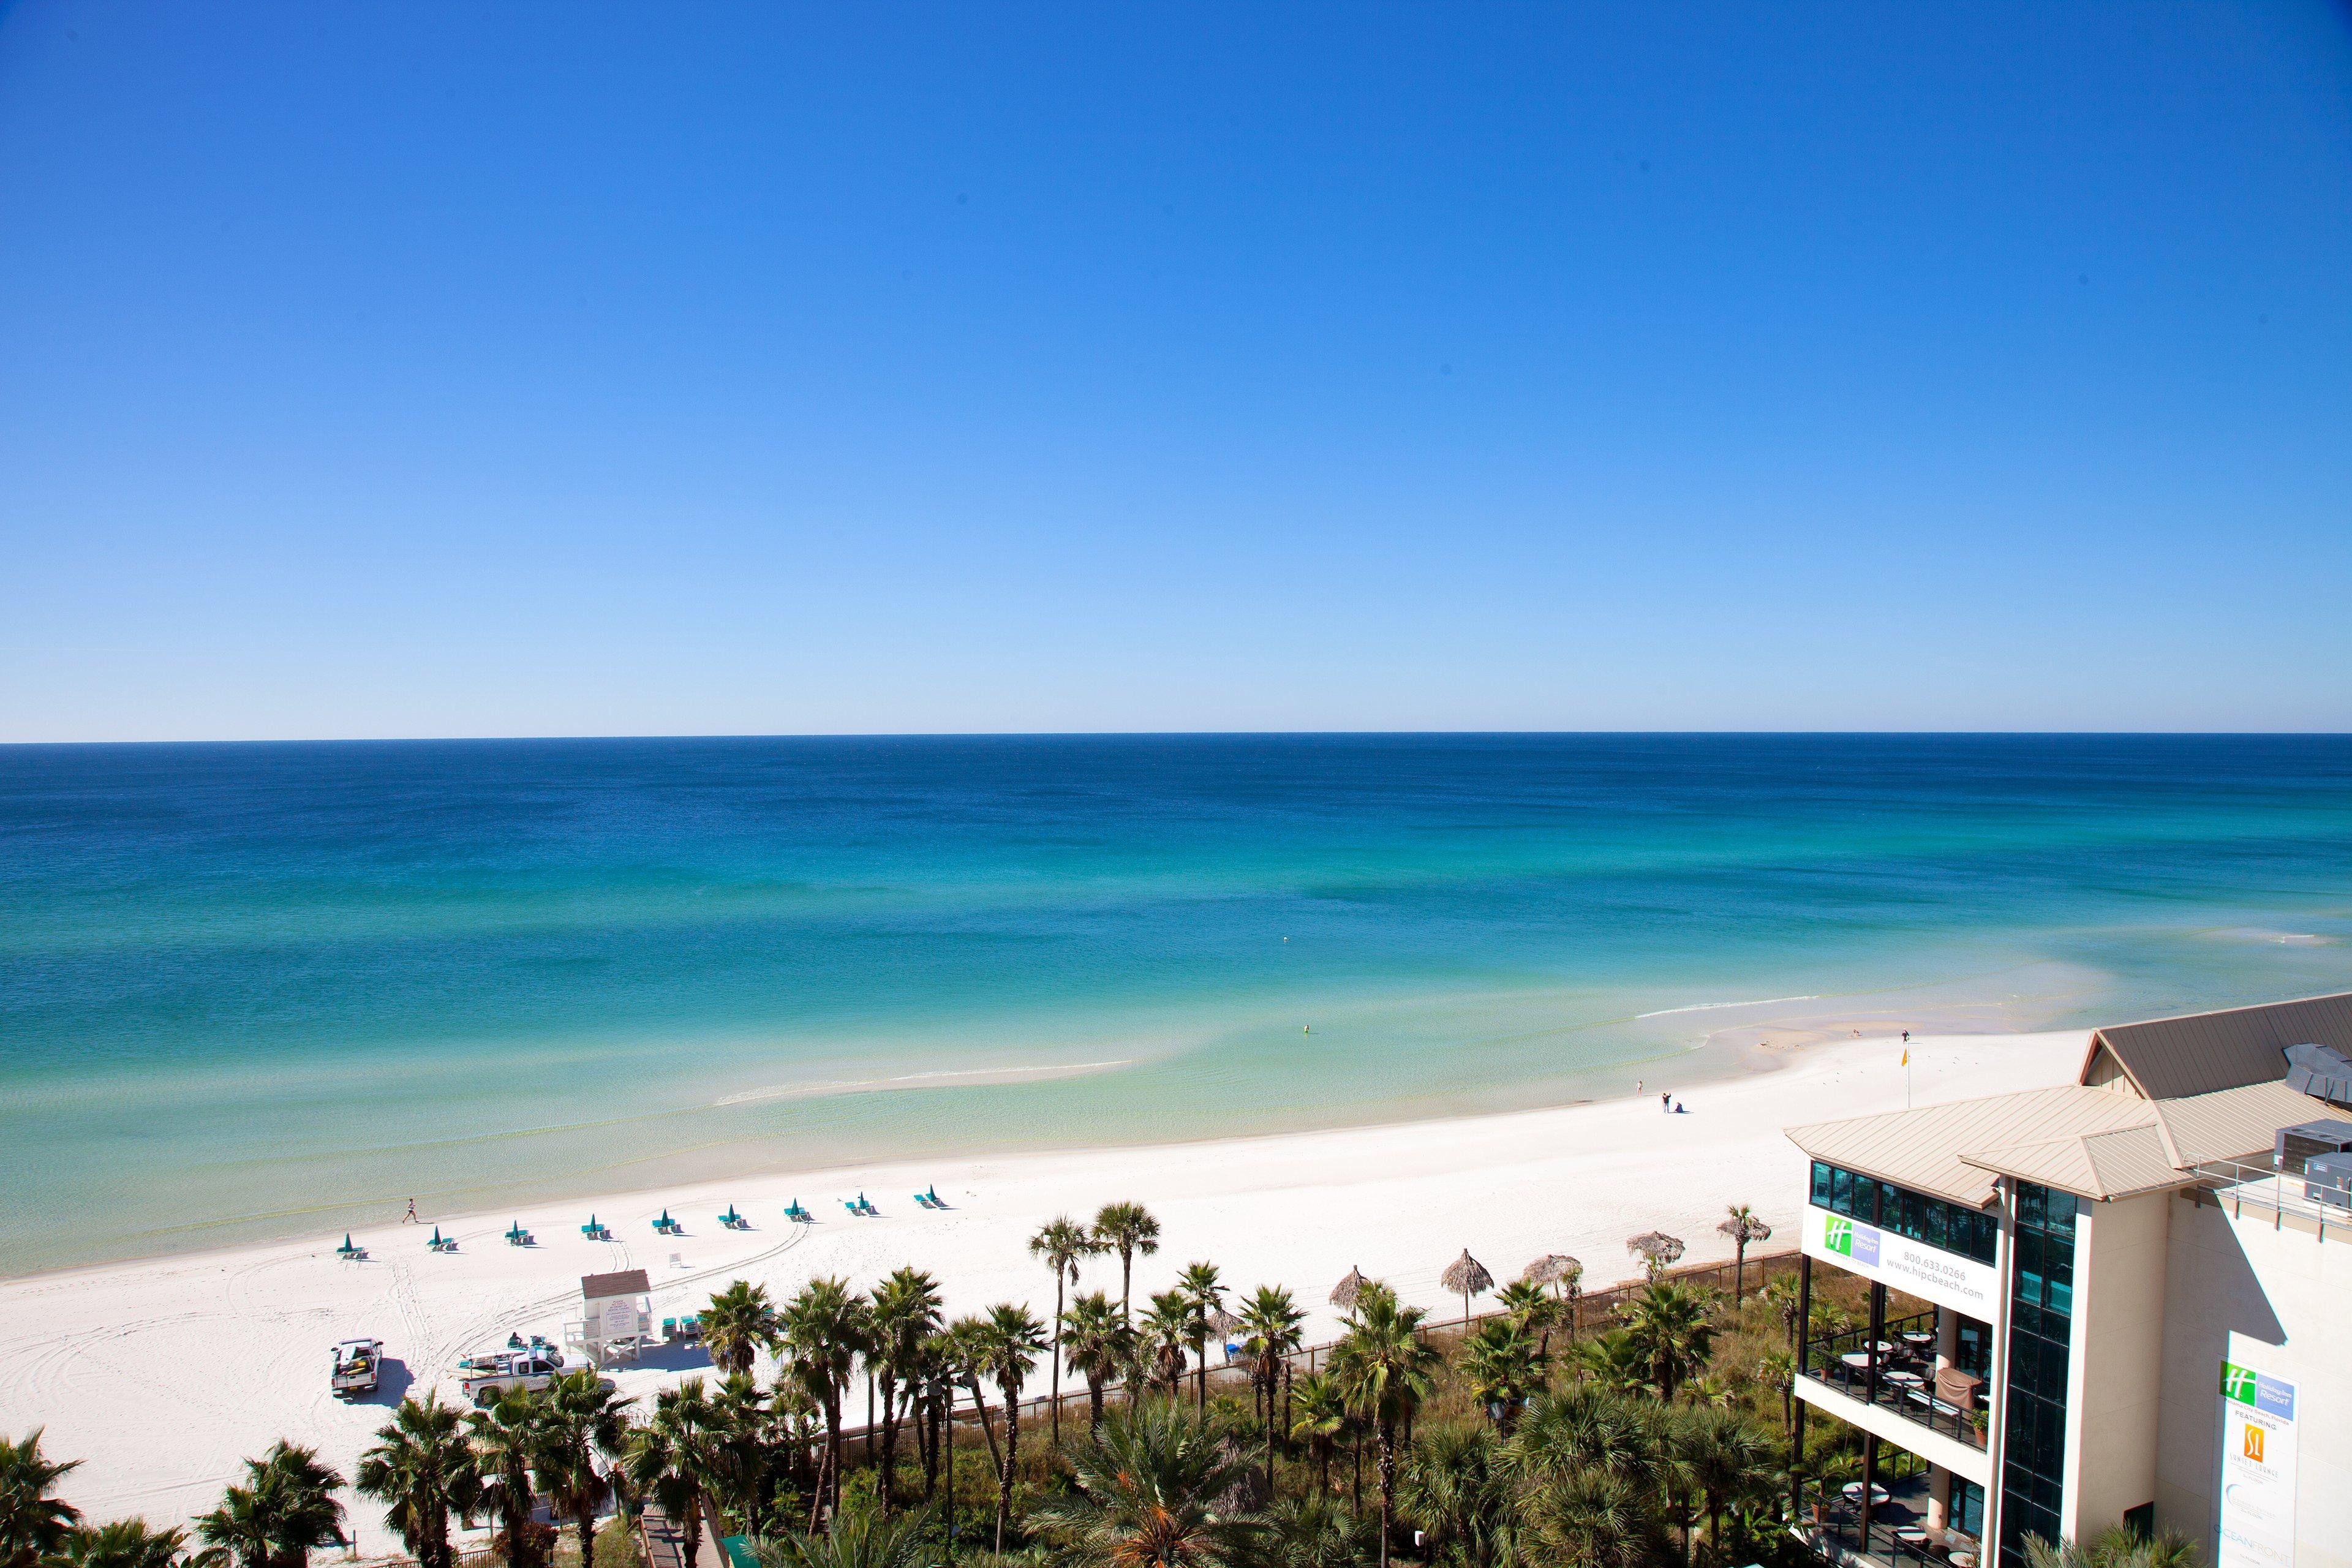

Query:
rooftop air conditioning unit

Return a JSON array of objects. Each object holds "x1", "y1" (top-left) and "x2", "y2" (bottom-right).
[
  {"x1": 2274, "y1": 1119, "x2": 2352, "y2": 1177},
  {"x1": 2304, "y1": 1152, "x2": 2352, "y2": 1212}
]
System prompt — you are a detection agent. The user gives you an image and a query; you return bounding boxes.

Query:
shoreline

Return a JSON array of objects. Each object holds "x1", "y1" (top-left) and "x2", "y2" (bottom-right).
[
  {"x1": 13, "y1": 981, "x2": 2087, "y2": 1281},
  {"x1": 0, "y1": 1022, "x2": 2090, "y2": 1551}
]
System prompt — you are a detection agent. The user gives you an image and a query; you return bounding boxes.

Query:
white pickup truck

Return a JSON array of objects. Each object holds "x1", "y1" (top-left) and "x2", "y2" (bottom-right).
[
  {"x1": 458, "y1": 1349, "x2": 565, "y2": 1406},
  {"x1": 331, "y1": 1339, "x2": 384, "y2": 1398}
]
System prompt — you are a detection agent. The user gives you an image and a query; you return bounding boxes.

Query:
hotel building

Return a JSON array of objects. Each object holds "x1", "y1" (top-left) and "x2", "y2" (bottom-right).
[{"x1": 1782, "y1": 993, "x2": 2352, "y2": 1568}]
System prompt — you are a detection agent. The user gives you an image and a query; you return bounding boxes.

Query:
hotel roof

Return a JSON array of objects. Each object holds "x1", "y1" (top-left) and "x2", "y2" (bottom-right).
[
  {"x1": 2081, "y1": 989, "x2": 2352, "y2": 1101},
  {"x1": 1791, "y1": 1080, "x2": 2328, "y2": 1205}
]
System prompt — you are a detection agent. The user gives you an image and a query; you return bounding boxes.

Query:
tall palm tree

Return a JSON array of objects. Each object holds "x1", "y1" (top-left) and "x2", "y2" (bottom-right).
[
  {"x1": 704, "y1": 1281, "x2": 783, "y2": 1378},
  {"x1": 1286, "y1": 1373, "x2": 1350, "y2": 1500},
  {"x1": 1176, "y1": 1261, "x2": 1227, "y2": 1411},
  {"x1": 745, "y1": 1491, "x2": 933, "y2": 1568},
  {"x1": 780, "y1": 1277, "x2": 869, "y2": 1510},
  {"x1": 865, "y1": 1267, "x2": 943, "y2": 1516},
  {"x1": 1028, "y1": 1216, "x2": 1098, "y2": 1444},
  {"x1": 534, "y1": 1370, "x2": 631, "y2": 1568},
  {"x1": 1327, "y1": 1284, "x2": 1442, "y2": 1568},
  {"x1": 356, "y1": 1394, "x2": 480, "y2": 1568},
  {"x1": 1237, "y1": 1285, "x2": 1306, "y2": 1495},
  {"x1": 967, "y1": 1304, "x2": 1048, "y2": 1553},
  {"x1": 1091, "y1": 1201, "x2": 1161, "y2": 1325},
  {"x1": 624, "y1": 1381, "x2": 720, "y2": 1568},
  {"x1": 1668, "y1": 1406, "x2": 1776, "y2": 1567},
  {"x1": 1140, "y1": 1291, "x2": 1194, "y2": 1399},
  {"x1": 195, "y1": 1443, "x2": 346, "y2": 1568},
  {"x1": 1569, "y1": 1332, "x2": 1654, "y2": 1400},
  {"x1": 1, "y1": 1429, "x2": 83, "y2": 1568},
  {"x1": 1455, "y1": 1321, "x2": 1545, "y2": 1430},
  {"x1": 707, "y1": 1372, "x2": 774, "y2": 1536},
  {"x1": 1714, "y1": 1208, "x2": 1773, "y2": 1306},
  {"x1": 55, "y1": 1521, "x2": 187, "y2": 1568},
  {"x1": 1026, "y1": 1401, "x2": 1263, "y2": 1568},
  {"x1": 1058, "y1": 1291, "x2": 1135, "y2": 1433},
  {"x1": 468, "y1": 1390, "x2": 547, "y2": 1568},
  {"x1": 1760, "y1": 1275, "x2": 1801, "y2": 1352},
  {"x1": 1492, "y1": 1281, "x2": 1562, "y2": 1359},
  {"x1": 1616, "y1": 1283, "x2": 1717, "y2": 1403}
]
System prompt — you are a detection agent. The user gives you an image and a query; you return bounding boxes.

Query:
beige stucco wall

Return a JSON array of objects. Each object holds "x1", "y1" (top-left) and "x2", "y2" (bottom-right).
[
  {"x1": 2064, "y1": 1190, "x2": 2169, "y2": 1540},
  {"x1": 2155, "y1": 1193, "x2": 2351, "y2": 1568}
]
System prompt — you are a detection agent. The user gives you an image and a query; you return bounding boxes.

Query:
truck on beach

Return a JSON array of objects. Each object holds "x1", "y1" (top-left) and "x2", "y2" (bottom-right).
[{"x1": 330, "y1": 1338, "x2": 384, "y2": 1398}]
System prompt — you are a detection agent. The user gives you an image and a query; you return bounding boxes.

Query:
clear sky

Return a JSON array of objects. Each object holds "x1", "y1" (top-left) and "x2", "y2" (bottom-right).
[{"x1": 2, "y1": 3, "x2": 2348, "y2": 741}]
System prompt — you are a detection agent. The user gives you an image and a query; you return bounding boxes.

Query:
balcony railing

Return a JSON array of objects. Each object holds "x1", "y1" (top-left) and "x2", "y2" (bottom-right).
[
  {"x1": 1791, "y1": 1474, "x2": 1981, "y2": 1568},
  {"x1": 2188, "y1": 1158, "x2": 2352, "y2": 1237},
  {"x1": 1800, "y1": 1309, "x2": 1988, "y2": 1450}
]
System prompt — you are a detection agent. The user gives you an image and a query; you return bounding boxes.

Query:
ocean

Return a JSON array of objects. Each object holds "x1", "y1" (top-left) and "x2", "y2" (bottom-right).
[{"x1": 3, "y1": 733, "x2": 2349, "y2": 1274}]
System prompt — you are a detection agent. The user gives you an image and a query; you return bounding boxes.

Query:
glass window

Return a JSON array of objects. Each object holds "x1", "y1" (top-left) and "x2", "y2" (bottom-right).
[
  {"x1": 1831, "y1": 1166, "x2": 1854, "y2": 1216},
  {"x1": 1812, "y1": 1161, "x2": 1833, "y2": 1207},
  {"x1": 2000, "y1": 1183, "x2": 2077, "y2": 1568}
]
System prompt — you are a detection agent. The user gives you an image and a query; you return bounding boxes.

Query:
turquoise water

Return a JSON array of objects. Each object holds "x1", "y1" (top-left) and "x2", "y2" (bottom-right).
[{"x1": 4, "y1": 734, "x2": 2350, "y2": 1273}]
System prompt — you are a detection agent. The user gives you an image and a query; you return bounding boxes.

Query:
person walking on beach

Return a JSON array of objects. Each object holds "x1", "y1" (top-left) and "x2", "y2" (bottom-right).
[{"x1": 402, "y1": 1198, "x2": 418, "y2": 1224}]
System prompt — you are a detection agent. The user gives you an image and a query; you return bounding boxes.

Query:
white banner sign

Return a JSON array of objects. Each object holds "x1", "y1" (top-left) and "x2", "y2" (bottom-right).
[
  {"x1": 1801, "y1": 1205, "x2": 2001, "y2": 1317},
  {"x1": 2217, "y1": 1360, "x2": 2297, "y2": 1568}
]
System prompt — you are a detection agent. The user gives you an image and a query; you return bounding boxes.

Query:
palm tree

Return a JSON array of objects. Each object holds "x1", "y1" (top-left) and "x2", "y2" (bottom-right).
[
  {"x1": 1616, "y1": 1283, "x2": 1717, "y2": 1402},
  {"x1": 704, "y1": 1281, "x2": 783, "y2": 1378},
  {"x1": 1059, "y1": 1291, "x2": 1135, "y2": 1433},
  {"x1": 1714, "y1": 1208, "x2": 1773, "y2": 1306},
  {"x1": 1522, "y1": 1466, "x2": 1658, "y2": 1568},
  {"x1": 356, "y1": 1394, "x2": 480, "y2": 1568},
  {"x1": 1028, "y1": 1216, "x2": 1098, "y2": 1444},
  {"x1": 2022, "y1": 1526, "x2": 2204, "y2": 1568},
  {"x1": 1, "y1": 1429, "x2": 83, "y2": 1568},
  {"x1": 1176, "y1": 1261, "x2": 1227, "y2": 1411},
  {"x1": 1026, "y1": 1401, "x2": 1263, "y2": 1568},
  {"x1": 780, "y1": 1277, "x2": 869, "y2": 1509},
  {"x1": 1264, "y1": 1495, "x2": 1378, "y2": 1568},
  {"x1": 1761, "y1": 1275, "x2": 1801, "y2": 1352},
  {"x1": 1140, "y1": 1291, "x2": 1194, "y2": 1398},
  {"x1": 745, "y1": 1491, "x2": 933, "y2": 1568},
  {"x1": 624, "y1": 1381, "x2": 719, "y2": 1568},
  {"x1": 1092, "y1": 1200, "x2": 1161, "y2": 1324},
  {"x1": 968, "y1": 1303, "x2": 1048, "y2": 1553},
  {"x1": 707, "y1": 1373, "x2": 774, "y2": 1536},
  {"x1": 535, "y1": 1370, "x2": 631, "y2": 1568},
  {"x1": 468, "y1": 1390, "x2": 548, "y2": 1568},
  {"x1": 1328, "y1": 1283, "x2": 1442, "y2": 1568},
  {"x1": 1492, "y1": 1280, "x2": 1561, "y2": 1359},
  {"x1": 1499, "y1": 1384, "x2": 1660, "y2": 1486},
  {"x1": 1286, "y1": 1374, "x2": 1350, "y2": 1499},
  {"x1": 1669, "y1": 1406, "x2": 1777, "y2": 1566},
  {"x1": 195, "y1": 1443, "x2": 346, "y2": 1568},
  {"x1": 865, "y1": 1267, "x2": 943, "y2": 1516},
  {"x1": 1569, "y1": 1331, "x2": 1653, "y2": 1398},
  {"x1": 1398, "y1": 1426, "x2": 1510, "y2": 1568},
  {"x1": 56, "y1": 1521, "x2": 187, "y2": 1568},
  {"x1": 1237, "y1": 1285, "x2": 1306, "y2": 1495},
  {"x1": 1455, "y1": 1321, "x2": 1545, "y2": 1430}
]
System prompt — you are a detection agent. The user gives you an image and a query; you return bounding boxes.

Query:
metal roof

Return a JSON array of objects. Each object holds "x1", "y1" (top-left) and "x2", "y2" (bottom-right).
[
  {"x1": 1794, "y1": 1077, "x2": 2335, "y2": 1204},
  {"x1": 2082, "y1": 990, "x2": 2352, "y2": 1101},
  {"x1": 582, "y1": 1268, "x2": 651, "y2": 1299}
]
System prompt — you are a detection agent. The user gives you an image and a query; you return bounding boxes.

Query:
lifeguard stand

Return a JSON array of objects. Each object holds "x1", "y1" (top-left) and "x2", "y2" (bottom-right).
[{"x1": 565, "y1": 1268, "x2": 652, "y2": 1365}]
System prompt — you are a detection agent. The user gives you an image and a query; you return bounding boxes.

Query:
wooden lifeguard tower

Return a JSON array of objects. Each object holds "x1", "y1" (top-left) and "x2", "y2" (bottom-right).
[{"x1": 565, "y1": 1268, "x2": 652, "y2": 1366}]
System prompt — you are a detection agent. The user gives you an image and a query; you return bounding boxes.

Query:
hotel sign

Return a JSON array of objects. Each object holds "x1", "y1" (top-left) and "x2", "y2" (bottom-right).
[
  {"x1": 2217, "y1": 1360, "x2": 2297, "y2": 1568},
  {"x1": 1801, "y1": 1205, "x2": 2000, "y2": 1317}
]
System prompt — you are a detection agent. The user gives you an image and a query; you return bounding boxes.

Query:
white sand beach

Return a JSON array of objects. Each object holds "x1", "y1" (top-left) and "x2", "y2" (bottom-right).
[{"x1": 0, "y1": 1025, "x2": 2088, "y2": 1555}]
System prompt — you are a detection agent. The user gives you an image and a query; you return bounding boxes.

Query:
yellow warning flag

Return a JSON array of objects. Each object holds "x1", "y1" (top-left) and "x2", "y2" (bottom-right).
[{"x1": 1901, "y1": 1048, "x2": 1909, "y2": 1066}]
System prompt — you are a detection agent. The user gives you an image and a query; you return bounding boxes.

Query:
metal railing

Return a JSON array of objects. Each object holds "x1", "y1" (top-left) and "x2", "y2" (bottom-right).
[
  {"x1": 2188, "y1": 1157, "x2": 2352, "y2": 1237},
  {"x1": 1791, "y1": 1474, "x2": 1970, "y2": 1568},
  {"x1": 1800, "y1": 1310, "x2": 1986, "y2": 1450}
]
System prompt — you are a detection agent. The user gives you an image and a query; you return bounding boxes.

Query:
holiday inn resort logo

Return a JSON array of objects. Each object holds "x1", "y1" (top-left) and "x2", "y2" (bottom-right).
[
  {"x1": 2222, "y1": 1361, "x2": 2296, "y2": 1422},
  {"x1": 1823, "y1": 1214, "x2": 1881, "y2": 1267}
]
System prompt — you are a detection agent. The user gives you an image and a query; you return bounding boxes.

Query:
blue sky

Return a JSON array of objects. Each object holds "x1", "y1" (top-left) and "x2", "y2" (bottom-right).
[{"x1": 2, "y1": 3, "x2": 2348, "y2": 739}]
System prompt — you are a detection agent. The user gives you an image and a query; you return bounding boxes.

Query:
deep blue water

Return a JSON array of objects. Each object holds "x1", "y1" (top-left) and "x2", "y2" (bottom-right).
[{"x1": 4, "y1": 733, "x2": 2350, "y2": 1270}]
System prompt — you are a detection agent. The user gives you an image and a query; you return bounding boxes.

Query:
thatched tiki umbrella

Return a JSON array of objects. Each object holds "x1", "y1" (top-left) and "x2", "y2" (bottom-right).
[
  {"x1": 1330, "y1": 1265, "x2": 1369, "y2": 1310},
  {"x1": 1441, "y1": 1249, "x2": 1494, "y2": 1328},
  {"x1": 1626, "y1": 1230, "x2": 1685, "y2": 1281},
  {"x1": 1521, "y1": 1253, "x2": 1584, "y2": 1336},
  {"x1": 1716, "y1": 1205, "x2": 1774, "y2": 1305}
]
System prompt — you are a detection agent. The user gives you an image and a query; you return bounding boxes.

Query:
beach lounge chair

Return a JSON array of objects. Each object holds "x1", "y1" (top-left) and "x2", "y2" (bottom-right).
[
  {"x1": 784, "y1": 1200, "x2": 811, "y2": 1223},
  {"x1": 662, "y1": 1317, "x2": 677, "y2": 1339},
  {"x1": 913, "y1": 1192, "x2": 933, "y2": 1207}
]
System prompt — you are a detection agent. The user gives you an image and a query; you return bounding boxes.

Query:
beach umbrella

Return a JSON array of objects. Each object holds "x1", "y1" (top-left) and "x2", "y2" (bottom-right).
[
  {"x1": 341, "y1": 1234, "x2": 353, "y2": 1252},
  {"x1": 1626, "y1": 1231, "x2": 1684, "y2": 1280},
  {"x1": 1441, "y1": 1249, "x2": 1494, "y2": 1326},
  {"x1": 1522, "y1": 1252, "x2": 1584, "y2": 1334},
  {"x1": 1330, "y1": 1266, "x2": 1369, "y2": 1310}
]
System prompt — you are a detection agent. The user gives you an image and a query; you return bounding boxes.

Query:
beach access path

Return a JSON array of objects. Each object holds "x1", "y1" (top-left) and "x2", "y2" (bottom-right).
[{"x1": 0, "y1": 1025, "x2": 2086, "y2": 1556}]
